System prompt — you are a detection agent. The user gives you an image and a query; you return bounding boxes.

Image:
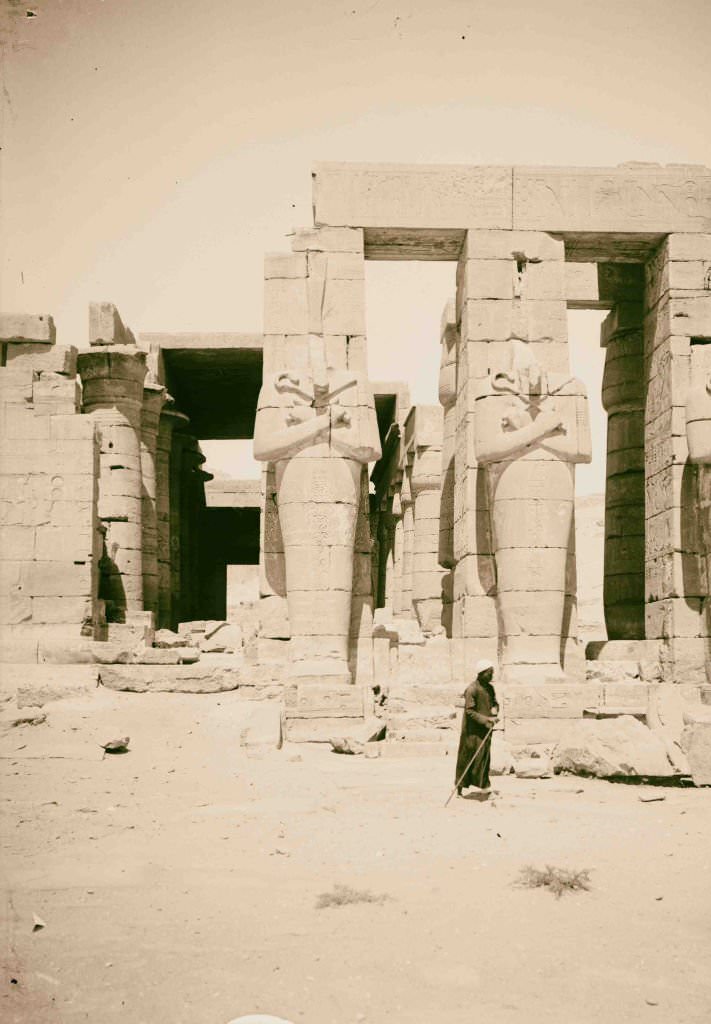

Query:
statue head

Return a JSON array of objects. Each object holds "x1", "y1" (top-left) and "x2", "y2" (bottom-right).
[{"x1": 492, "y1": 338, "x2": 548, "y2": 401}]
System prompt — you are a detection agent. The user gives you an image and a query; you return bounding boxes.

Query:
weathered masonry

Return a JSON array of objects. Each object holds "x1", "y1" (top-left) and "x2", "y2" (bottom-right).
[{"x1": 1, "y1": 162, "x2": 711, "y2": 744}]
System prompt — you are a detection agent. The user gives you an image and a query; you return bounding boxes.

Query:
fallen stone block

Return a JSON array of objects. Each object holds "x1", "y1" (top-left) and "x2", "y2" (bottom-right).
[
  {"x1": 490, "y1": 733, "x2": 514, "y2": 775},
  {"x1": 238, "y1": 701, "x2": 283, "y2": 749},
  {"x1": 98, "y1": 664, "x2": 242, "y2": 693},
  {"x1": 553, "y1": 715, "x2": 675, "y2": 779},
  {"x1": 200, "y1": 622, "x2": 243, "y2": 653},
  {"x1": 38, "y1": 638, "x2": 132, "y2": 665},
  {"x1": 153, "y1": 628, "x2": 189, "y2": 649},
  {"x1": 329, "y1": 715, "x2": 386, "y2": 754},
  {"x1": 514, "y1": 756, "x2": 553, "y2": 779},
  {"x1": 130, "y1": 646, "x2": 200, "y2": 665},
  {"x1": 680, "y1": 708, "x2": 711, "y2": 785}
]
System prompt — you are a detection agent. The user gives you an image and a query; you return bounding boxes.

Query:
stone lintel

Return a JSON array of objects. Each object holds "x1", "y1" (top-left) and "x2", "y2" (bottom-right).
[
  {"x1": 139, "y1": 332, "x2": 263, "y2": 351},
  {"x1": 204, "y1": 478, "x2": 262, "y2": 509},
  {"x1": 313, "y1": 162, "x2": 513, "y2": 231},
  {"x1": 313, "y1": 162, "x2": 711, "y2": 243},
  {"x1": 514, "y1": 165, "x2": 711, "y2": 233},
  {"x1": 0, "y1": 313, "x2": 56, "y2": 344}
]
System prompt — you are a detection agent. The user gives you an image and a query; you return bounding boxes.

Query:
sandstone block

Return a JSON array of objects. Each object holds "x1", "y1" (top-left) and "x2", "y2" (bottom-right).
[
  {"x1": 514, "y1": 166, "x2": 711, "y2": 233},
  {"x1": 238, "y1": 700, "x2": 283, "y2": 748},
  {"x1": 463, "y1": 259, "x2": 516, "y2": 300},
  {"x1": 0, "y1": 314, "x2": 56, "y2": 343},
  {"x1": 321, "y1": 278, "x2": 366, "y2": 335},
  {"x1": 553, "y1": 715, "x2": 676, "y2": 778},
  {"x1": 99, "y1": 664, "x2": 241, "y2": 693},
  {"x1": 291, "y1": 226, "x2": 364, "y2": 253},
  {"x1": 0, "y1": 525, "x2": 35, "y2": 560},
  {"x1": 15, "y1": 664, "x2": 99, "y2": 707},
  {"x1": 5, "y1": 343, "x2": 76, "y2": 375},
  {"x1": 502, "y1": 683, "x2": 600, "y2": 719},
  {"x1": 263, "y1": 278, "x2": 308, "y2": 335},
  {"x1": 264, "y1": 252, "x2": 307, "y2": 279},
  {"x1": 680, "y1": 708, "x2": 711, "y2": 785},
  {"x1": 31, "y1": 596, "x2": 93, "y2": 625},
  {"x1": 24, "y1": 562, "x2": 92, "y2": 598},
  {"x1": 313, "y1": 163, "x2": 512, "y2": 230},
  {"x1": 258, "y1": 595, "x2": 291, "y2": 639}
]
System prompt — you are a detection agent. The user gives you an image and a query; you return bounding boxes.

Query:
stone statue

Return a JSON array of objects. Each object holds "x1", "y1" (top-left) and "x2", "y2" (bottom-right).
[
  {"x1": 473, "y1": 340, "x2": 591, "y2": 682},
  {"x1": 253, "y1": 336, "x2": 381, "y2": 686}
]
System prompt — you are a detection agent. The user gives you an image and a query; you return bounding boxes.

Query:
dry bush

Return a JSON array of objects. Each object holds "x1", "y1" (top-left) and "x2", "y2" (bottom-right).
[
  {"x1": 316, "y1": 884, "x2": 391, "y2": 909},
  {"x1": 516, "y1": 865, "x2": 592, "y2": 899}
]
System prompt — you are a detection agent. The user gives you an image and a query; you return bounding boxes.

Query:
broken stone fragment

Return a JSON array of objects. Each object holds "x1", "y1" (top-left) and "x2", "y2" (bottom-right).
[
  {"x1": 680, "y1": 708, "x2": 711, "y2": 786},
  {"x1": 329, "y1": 715, "x2": 386, "y2": 754},
  {"x1": 130, "y1": 646, "x2": 200, "y2": 665},
  {"x1": 553, "y1": 716, "x2": 675, "y2": 779}
]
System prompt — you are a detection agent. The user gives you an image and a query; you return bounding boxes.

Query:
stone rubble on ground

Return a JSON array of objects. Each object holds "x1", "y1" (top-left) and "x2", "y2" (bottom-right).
[{"x1": 553, "y1": 715, "x2": 676, "y2": 779}]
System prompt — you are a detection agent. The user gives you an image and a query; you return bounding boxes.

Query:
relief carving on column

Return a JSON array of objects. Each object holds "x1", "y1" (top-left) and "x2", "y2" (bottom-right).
[
  {"x1": 686, "y1": 375, "x2": 711, "y2": 663},
  {"x1": 253, "y1": 336, "x2": 381, "y2": 685},
  {"x1": 473, "y1": 339, "x2": 591, "y2": 682}
]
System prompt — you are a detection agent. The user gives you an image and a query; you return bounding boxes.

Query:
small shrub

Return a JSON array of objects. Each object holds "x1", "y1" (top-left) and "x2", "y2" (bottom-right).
[
  {"x1": 516, "y1": 865, "x2": 592, "y2": 899},
  {"x1": 316, "y1": 884, "x2": 391, "y2": 909}
]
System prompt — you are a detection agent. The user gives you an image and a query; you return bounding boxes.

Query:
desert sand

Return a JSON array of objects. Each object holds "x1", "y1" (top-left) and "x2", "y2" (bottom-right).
[{"x1": 1, "y1": 687, "x2": 710, "y2": 1024}]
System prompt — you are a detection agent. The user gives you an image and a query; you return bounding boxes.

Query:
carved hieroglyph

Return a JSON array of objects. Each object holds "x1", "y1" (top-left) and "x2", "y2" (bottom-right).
[
  {"x1": 474, "y1": 340, "x2": 591, "y2": 681},
  {"x1": 254, "y1": 337, "x2": 381, "y2": 684}
]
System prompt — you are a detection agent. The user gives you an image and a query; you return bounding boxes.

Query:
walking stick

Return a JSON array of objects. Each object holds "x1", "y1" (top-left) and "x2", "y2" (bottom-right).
[{"x1": 444, "y1": 723, "x2": 495, "y2": 808}]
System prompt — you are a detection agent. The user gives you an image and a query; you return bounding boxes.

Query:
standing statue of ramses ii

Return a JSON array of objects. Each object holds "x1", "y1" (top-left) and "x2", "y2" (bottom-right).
[
  {"x1": 253, "y1": 337, "x2": 381, "y2": 686},
  {"x1": 473, "y1": 339, "x2": 591, "y2": 682}
]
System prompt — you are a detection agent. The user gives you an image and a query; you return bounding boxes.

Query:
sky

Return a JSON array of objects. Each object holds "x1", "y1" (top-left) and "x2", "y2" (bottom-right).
[{"x1": 1, "y1": 0, "x2": 710, "y2": 493}]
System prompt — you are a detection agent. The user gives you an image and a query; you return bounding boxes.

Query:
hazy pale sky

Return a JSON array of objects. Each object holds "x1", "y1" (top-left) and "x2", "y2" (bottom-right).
[{"x1": 2, "y1": 0, "x2": 710, "y2": 492}]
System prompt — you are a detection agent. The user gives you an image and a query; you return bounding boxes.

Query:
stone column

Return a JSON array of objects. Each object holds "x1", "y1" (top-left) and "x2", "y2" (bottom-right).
[
  {"x1": 407, "y1": 405, "x2": 445, "y2": 635},
  {"x1": 600, "y1": 283, "x2": 645, "y2": 640},
  {"x1": 438, "y1": 301, "x2": 458, "y2": 636},
  {"x1": 169, "y1": 421, "x2": 189, "y2": 628},
  {"x1": 644, "y1": 234, "x2": 711, "y2": 686},
  {"x1": 399, "y1": 481, "x2": 415, "y2": 619},
  {"x1": 156, "y1": 403, "x2": 188, "y2": 630},
  {"x1": 140, "y1": 382, "x2": 166, "y2": 616},
  {"x1": 390, "y1": 497, "x2": 405, "y2": 615},
  {"x1": 77, "y1": 347, "x2": 147, "y2": 619}
]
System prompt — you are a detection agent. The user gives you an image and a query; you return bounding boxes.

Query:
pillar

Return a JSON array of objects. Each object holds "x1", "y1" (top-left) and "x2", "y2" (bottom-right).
[
  {"x1": 600, "y1": 270, "x2": 646, "y2": 640},
  {"x1": 77, "y1": 347, "x2": 147, "y2": 619},
  {"x1": 407, "y1": 405, "x2": 445, "y2": 634},
  {"x1": 644, "y1": 233, "x2": 711, "y2": 684},
  {"x1": 454, "y1": 229, "x2": 585, "y2": 682},
  {"x1": 140, "y1": 382, "x2": 166, "y2": 616},
  {"x1": 438, "y1": 301, "x2": 458, "y2": 636},
  {"x1": 156, "y1": 402, "x2": 188, "y2": 630}
]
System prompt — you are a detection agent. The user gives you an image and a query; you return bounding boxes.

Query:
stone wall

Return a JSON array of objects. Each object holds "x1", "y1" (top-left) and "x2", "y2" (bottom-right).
[{"x1": 0, "y1": 316, "x2": 102, "y2": 662}]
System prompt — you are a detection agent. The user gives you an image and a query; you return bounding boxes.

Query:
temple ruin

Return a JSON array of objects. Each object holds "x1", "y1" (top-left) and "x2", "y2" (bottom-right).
[{"x1": 2, "y1": 161, "x2": 711, "y2": 746}]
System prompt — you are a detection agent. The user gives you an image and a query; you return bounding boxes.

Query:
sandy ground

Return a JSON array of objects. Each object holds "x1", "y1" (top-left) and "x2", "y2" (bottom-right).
[{"x1": 1, "y1": 688, "x2": 710, "y2": 1024}]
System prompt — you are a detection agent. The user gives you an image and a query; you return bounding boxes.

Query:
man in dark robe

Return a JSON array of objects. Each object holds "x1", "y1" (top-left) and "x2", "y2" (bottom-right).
[{"x1": 455, "y1": 659, "x2": 499, "y2": 796}]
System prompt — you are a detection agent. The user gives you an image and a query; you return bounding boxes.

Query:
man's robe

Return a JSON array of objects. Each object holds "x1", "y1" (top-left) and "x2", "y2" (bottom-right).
[{"x1": 454, "y1": 679, "x2": 498, "y2": 790}]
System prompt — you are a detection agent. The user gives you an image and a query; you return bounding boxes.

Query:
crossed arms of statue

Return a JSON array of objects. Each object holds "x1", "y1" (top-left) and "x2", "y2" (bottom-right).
[
  {"x1": 473, "y1": 388, "x2": 591, "y2": 466},
  {"x1": 253, "y1": 401, "x2": 382, "y2": 464}
]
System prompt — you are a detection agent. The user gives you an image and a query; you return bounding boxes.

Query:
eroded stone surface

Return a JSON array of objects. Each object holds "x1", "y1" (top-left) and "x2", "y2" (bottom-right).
[{"x1": 553, "y1": 716, "x2": 675, "y2": 778}]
